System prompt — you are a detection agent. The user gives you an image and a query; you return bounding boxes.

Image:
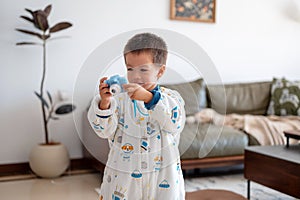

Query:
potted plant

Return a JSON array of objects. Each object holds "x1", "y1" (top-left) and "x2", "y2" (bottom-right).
[{"x1": 16, "y1": 4, "x2": 75, "y2": 178}]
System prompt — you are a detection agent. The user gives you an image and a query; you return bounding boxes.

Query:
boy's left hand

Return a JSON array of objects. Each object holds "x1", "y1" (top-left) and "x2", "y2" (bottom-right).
[{"x1": 123, "y1": 82, "x2": 156, "y2": 103}]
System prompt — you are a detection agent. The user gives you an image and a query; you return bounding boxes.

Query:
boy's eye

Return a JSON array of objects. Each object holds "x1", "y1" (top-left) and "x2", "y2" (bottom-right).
[
  {"x1": 127, "y1": 68, "x2": 133, "y2": 71},
  {"x1": 140, "y1": 68, "x2": 148, "y2": 72}
]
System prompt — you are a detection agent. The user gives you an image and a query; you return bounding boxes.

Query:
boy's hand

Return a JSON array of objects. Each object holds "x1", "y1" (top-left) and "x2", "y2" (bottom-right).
[
  {"x1": 99, "y1": 77, "x2": 112, "y2": 109},
  {"x1": 142, "y1": 82, "x2": 156, "y2": 91},
  {"x1": 123, "y1": 82, "x2": 156, "y2": 103}
]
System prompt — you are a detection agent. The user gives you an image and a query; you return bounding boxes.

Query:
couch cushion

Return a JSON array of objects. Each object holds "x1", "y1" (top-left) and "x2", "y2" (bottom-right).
[
  {"x1": 179, "y1": 123, "x2": 248, "y2": 159},
  {"x1": 267, "y1": 78, "x2": 300, "y2": 116},
  {"x1": 162, "y1": 78, "x2": 207, "y2": 115},
  {"x1": 207, "y1": 82, "x2": 272, "y2": 115}
]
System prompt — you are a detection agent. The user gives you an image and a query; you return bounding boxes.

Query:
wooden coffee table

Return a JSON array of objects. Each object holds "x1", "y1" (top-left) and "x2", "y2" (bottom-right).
[
  {"x1": 186, "y1": 189, "x2": 247, "y2": 200},
  {"x1": 244, "y1": 145, "x2": 300, "y2": 199},
  {"x1": 283, "y1": 129, "x2": 300, "y2": 147}
]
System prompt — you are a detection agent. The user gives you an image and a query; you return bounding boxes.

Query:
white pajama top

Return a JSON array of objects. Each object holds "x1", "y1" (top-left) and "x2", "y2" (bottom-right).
[{"x1": 88, "y1": 86, "x2": 186, "y2": 200}]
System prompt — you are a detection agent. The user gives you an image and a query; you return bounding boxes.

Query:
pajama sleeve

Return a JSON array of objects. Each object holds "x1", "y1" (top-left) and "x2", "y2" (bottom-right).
[
  {"x1": 87, "y1": 94, "x2": 118, "y2": 139},
  {"x1": 149, "y1": 88, "x2": 186, "y2": 134}
]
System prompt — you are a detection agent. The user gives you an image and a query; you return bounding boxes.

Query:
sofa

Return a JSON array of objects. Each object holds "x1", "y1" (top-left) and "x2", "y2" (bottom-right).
[
  {"x1": 163, "y1": 78, "x2": 269, "y2": 170},
  {"x1": 82, "y1": 77, "x2": 300, "y2": 172}
]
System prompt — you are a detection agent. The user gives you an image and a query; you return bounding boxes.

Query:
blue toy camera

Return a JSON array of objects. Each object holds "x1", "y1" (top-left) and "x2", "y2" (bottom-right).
[{"x1": 104, "y1": 75, "x2": 127, "y2": 95}]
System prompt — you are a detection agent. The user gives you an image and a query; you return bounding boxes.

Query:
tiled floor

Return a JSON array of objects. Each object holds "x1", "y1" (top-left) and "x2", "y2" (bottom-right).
[{"x1": 0, "y1": 173, "x2": 101, "y2": 200}]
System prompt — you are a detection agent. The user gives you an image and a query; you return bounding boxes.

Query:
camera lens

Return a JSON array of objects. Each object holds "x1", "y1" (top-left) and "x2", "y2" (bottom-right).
[{"x1": 110, "y1": 84, "x2": 121, "y2": 95}]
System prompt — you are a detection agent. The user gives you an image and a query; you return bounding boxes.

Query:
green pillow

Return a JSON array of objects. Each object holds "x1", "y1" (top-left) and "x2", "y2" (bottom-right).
[
  {"x1": 267, "y1": 78, "x2": 300, "y2": 116},
  {"x1": 162, "y1": 78, "x2": 207, "y2": 116}
]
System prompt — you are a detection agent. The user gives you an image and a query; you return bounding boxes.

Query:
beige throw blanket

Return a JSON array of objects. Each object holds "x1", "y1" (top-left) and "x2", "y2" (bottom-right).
[{"x1": 186, "y1": 108, "x2": 300, "y2": 145}]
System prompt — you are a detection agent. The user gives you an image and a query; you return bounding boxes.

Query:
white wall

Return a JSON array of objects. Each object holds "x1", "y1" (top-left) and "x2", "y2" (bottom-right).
[{"x1": 1, "y1": 0, "x2": 300, "y2": 164}]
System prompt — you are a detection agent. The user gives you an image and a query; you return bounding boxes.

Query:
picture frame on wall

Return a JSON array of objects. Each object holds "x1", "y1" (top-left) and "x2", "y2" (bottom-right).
[{"x1": 170, "y1": 0, "x2": 216, "y2": 23}]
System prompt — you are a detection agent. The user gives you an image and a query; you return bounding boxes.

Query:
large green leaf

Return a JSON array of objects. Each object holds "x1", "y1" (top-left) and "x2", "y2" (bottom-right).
[
  {"x1": 25, "y1": 8, "x2": 40, "y2": 30},
  {"x1": 35, "y1": 10, "x2": 49, "y2": 31},
  {"x1": 50, "y1": 22, "x2": 72, "y2": 33},
  {"x1": 15, "y1": 28, "x2": 43, "y2": 40},
  {"x1": 25, "y1": 8, "x2": 33, "y2": 15},
  {"x1": 16, "y1": 42, "x2": 40, "y2": 45},
  {"x1": 20, "y1": 16, "x2": 34, "y2": 24},
  {"x1": 55, "y1": 104, "x2": 76, "y2": 114},
  {"x1": 44, "y1": 5, "x2": 52, "y2": 17}
]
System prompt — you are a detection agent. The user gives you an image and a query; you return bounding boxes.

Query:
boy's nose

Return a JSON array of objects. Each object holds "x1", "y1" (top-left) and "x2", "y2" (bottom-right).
[{"x1": 132, "y1": 72, "x2": 142, "y2": 81}]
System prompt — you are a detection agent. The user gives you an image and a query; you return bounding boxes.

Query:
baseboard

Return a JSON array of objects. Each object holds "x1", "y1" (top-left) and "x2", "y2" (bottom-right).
[{"x1": 0, "y1": 158, "x2": 95, "y2": 178}]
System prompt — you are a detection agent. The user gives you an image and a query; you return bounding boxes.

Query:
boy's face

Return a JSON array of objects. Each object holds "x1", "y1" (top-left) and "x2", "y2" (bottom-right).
[{"x1": 125, "y1": 52, "x2": 165, "y2": 85}]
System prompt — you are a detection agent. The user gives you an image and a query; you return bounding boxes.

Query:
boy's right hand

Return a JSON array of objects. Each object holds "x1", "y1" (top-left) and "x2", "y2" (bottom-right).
[{"x1": 99, "y1": 77, "x2": 112, "y2": 110}]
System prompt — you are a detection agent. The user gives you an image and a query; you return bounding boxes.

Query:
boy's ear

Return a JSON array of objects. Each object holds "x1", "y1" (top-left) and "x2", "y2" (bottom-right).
[{"x1": 157, "y1": 65, "x2": 166, "y2": 79}]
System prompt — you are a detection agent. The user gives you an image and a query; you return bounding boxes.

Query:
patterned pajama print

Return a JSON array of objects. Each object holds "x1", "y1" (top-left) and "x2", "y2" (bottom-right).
[{"x1": 88, "y1": 86, "x2": 186, "y2": 200}]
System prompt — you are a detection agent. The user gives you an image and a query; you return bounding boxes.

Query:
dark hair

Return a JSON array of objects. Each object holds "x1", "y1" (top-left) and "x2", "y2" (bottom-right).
[{"x1": 123, "y1": 33, "x2": 168, "y2": 65}]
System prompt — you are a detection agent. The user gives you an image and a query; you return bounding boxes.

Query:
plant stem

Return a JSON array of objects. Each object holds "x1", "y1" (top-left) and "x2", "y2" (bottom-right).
[{"x1": 40, "y1": 38, "x2": 49, "y2": 144}]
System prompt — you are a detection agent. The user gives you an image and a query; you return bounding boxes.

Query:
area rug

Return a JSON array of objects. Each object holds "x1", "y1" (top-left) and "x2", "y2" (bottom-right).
[{"x1": 184, "y1": 173, "x2": 297, "y2": 200}]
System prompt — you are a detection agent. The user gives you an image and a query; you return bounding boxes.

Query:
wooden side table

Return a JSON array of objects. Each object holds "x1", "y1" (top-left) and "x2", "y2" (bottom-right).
[
  {"x1": 244, "y1": 145, "x2": 300, "y2": 199},
  {"x1": 283, "y1": 130, "x2": 300, "y2": 147}
]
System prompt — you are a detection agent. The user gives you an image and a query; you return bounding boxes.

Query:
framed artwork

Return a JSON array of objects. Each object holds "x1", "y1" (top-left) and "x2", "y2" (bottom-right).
[{"x1": 170, "y1": 0, "x2": 216, "y2": 23}]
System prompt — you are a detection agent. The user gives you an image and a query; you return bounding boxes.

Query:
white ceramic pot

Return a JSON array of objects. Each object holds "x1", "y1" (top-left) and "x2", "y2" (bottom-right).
[{"x1": 29, "y1": 143, "x2": 70, "y2": 178}]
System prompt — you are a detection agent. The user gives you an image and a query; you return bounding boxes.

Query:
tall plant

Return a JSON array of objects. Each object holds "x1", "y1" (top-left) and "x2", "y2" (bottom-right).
[{"x1": 16, "y1": 4, "x2": 75, "y2": 144}]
